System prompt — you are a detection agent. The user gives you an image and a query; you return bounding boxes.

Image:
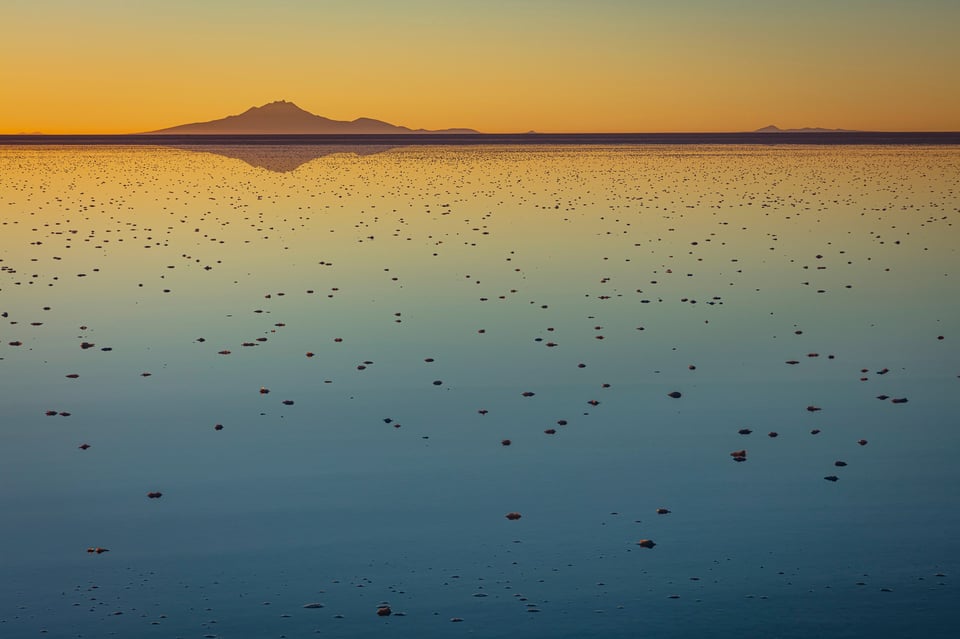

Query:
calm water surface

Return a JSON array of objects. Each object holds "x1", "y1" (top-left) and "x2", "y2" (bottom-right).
[{"x1": 1, "y1": 144, "x2": 958, "y2": 638}]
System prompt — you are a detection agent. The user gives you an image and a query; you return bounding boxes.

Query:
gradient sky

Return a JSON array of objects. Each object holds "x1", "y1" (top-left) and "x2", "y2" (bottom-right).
[{"x1": 2, "y1": 0, "x2": 958, "y2": 133}]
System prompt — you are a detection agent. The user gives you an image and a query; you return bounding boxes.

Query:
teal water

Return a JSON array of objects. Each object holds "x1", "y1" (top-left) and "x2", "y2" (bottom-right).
[{"x1": 1, "y1": 144, "x2": 958, "y2": 637}]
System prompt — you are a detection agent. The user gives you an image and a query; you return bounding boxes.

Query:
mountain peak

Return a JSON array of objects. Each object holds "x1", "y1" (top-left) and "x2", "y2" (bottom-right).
[
  {"x1": 145, "y1": 101, "x2": 478, "y2": 135},
  {"x1": 258, "y1": 100, "x2": 300, "y2": 110},
  {"x1": 754, "y1": 124, "x2": 858, "y2": 133}
]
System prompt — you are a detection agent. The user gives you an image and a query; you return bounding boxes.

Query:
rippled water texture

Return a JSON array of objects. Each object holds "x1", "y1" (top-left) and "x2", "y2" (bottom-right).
[{"x1": 1, "y1": 144, "x2": 958, "y2": 638}]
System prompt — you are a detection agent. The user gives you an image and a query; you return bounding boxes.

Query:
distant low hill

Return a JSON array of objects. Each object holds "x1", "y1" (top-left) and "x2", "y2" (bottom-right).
[
  {"x1": 144, "y1": 101, "x2": 478, "y2": 135},
  {"x1": 755, "y1": 124, "x2": 859, "y2": 133}
]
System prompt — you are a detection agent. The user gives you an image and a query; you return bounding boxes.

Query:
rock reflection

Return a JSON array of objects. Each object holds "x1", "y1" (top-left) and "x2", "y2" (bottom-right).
[{"x1": 168, "y1": 144, "x2": 401, "y2": 172}]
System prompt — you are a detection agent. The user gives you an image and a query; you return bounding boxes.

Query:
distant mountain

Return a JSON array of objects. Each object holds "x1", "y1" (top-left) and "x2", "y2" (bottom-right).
[
  {"x1": 755, "y1": 124, "x2": 859, "y2": 133},
  {"x1": 144, "y1": 101, "x2": 478, "y2": 135}
]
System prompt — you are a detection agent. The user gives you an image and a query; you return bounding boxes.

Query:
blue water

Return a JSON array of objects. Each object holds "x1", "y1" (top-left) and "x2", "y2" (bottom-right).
[{"x1": 1, "y1": 144, "x2": 958, "y2": 637}]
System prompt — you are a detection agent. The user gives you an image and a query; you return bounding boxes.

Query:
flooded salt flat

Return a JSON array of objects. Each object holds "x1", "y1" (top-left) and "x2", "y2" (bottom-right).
[{"x1": 1, "y1": 144, "x2": 958, "y2": 638}]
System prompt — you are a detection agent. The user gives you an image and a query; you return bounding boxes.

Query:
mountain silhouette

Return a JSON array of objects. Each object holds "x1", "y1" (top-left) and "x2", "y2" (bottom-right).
[
  {"x1": 755, "y1": 124, "x2": 858, "y2": 133},
  {"x1": 145, "y1": 101, "x2": 478, "y2": 134}
]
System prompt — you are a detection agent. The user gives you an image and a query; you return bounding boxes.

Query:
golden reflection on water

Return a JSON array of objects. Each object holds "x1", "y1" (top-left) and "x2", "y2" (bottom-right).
[{"x1": 2, "y1": 144, "x2": 957, "y2": 315}]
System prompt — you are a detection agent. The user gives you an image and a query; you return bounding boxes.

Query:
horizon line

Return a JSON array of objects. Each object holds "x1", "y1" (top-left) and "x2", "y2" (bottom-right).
[
  {"x1": 7, "y1": 128, "x2": 960, "y2": 136},
  {"x1": 3, "y1": 131, "x2": 960, "y2": 147}
]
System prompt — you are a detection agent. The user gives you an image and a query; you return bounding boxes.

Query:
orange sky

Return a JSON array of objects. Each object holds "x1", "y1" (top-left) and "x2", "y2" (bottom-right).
[{"x1": 2, "y1": 0, "x2": 958, "y2": 134}]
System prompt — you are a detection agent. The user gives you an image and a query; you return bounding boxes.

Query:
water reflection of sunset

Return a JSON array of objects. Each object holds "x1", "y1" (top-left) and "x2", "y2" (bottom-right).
[{"x1": 1, "y1": 144, "x2": 958, "y2": 638}]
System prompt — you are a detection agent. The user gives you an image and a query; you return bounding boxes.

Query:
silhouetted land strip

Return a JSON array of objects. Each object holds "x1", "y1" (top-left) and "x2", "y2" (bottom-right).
[{"x1": 2, "y1": 132, "x2": 959, "y2": 146}]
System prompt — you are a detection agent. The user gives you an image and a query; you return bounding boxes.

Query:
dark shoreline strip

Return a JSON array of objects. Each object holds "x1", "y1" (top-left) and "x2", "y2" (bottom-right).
[{"x1": 2, "y1": 132, "x2": 959, "y2": 146}]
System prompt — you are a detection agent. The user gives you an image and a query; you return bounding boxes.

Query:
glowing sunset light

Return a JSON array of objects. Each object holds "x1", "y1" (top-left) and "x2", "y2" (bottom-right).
[{"x1": 1, "y1": 0, "x2": 958, "y2": 134}]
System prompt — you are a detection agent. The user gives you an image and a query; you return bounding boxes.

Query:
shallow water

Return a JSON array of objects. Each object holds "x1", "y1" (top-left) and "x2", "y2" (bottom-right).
[{"x1": 1, "y1": 144, "x2": 958, "y2": 637}]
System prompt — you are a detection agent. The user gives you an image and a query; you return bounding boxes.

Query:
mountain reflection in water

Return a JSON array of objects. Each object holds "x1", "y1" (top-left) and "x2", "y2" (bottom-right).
[{"x1": 168, "y1": 144, "x2": 400, "y2": 172}]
